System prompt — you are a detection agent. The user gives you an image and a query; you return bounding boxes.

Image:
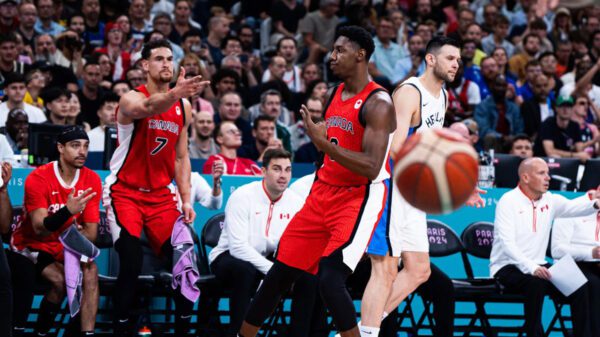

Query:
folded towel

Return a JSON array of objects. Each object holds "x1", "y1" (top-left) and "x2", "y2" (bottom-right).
[{"x1": 171, "y1": 216, "x2": 200, "y2": 302}]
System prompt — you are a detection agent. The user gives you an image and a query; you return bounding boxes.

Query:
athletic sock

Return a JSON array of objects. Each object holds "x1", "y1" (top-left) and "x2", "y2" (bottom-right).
[
  {"x1": 80, "y1": 331, "x2": 95, "y2": 337},
  {"x1": 34, "y1": 297, "x2": 61, "y2": 335},
  {"x1": 358, "y1": 322, "x2": 380, "y2": 337},
  {"x1": 175, "y1": 314, "x2": 192, "y2": 336}
]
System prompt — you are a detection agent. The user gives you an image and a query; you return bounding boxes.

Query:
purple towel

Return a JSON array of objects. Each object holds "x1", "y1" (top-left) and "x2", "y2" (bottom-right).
[
  {"x1": 171, "y1": 216, "x2": 200, "y2": 302},
  {"x1": 59, "y1": 225, "x2": 100, "y2": 317}
]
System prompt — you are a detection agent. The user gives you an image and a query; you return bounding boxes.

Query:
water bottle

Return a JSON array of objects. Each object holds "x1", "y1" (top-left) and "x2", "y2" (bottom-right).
[
  {"x1": 20, "y1": 149, "x2": 29, "y2": 168},
  {"x1": 478, "y1": 149, "x2": 495, "y2": 188}
]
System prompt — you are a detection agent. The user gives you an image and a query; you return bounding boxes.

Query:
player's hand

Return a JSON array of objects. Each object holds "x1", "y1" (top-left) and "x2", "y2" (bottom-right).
[
  {"x1": 212, "y1": 158, "x2": 224, "y2": 180},
  {"x1": 465, "y1": 187, "x2": 486, "y2": 208},
  {"x1": 299, "y1": 104, "x2": 327, "y2": 150},
  {"x1": 182, "y1": 202, "x2": 196, "y2": 224},
  {"x1": 173, "y1": 67, "x2": 210, "y2": 99},
  {"x1": 1, "y1": 162, "x2": 12, "y2": 186},
  {"x1": 533, "y1": 266, "x2": 551, "y2": 280},
  {"x1": 66, "y1": 188, "x2": 96, "y2": 214}
]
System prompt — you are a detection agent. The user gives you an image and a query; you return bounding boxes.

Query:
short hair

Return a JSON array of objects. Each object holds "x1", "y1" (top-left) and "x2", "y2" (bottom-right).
[
  {"x1": 83, "y1": 61, "x2": 100, "y2": 71},
  {"x1": 111, "y1": 79, "x2": 131, "y2": 91},
  {"x1": 253, "y1": 115, "x2": 276, "y2": 130},
  {"x1": 0, "y1": 31, "x2": 18, "y2": 46},
  {"x1": 41, "y1": 87, "x2": 71, "y2": 105},
  {"x1": 335, "y1": 25, "x2": 375, "y2": 61},
  {"x1": 99, "y1": 92, "x2": 120, "y2": 108},
  {"x1": 538, "y1": 51, "x2": 555, "y2": 62},
  {"x1": 143, "y1": 30, "x2": 166, "y2": 44},
  {"x1": 276, "y1": 36, "x2": 297, "y2": 51},
  {"x1": 425, "y1": 35, "x2": 461, "y2": 56},
  {"x1": 4, "y1": 72, "x2": 25, "y2": 87},
  {"x1": 221, "y1": 35, "x2": 241, "y2": 50},
  {"x1": 24, "y1": 69, "x2": 42, "y2": 85},
  {"x1": 208, "y1": 16, "x2": 226, "y2": 31},
  {"x1": 263, "y1": 148, "x2": 292, "y2": 168},
  {"x1": 211, "y1": 68, "x2": 240, "y2": 92},
  {"x1": 213, "y1": 120, "x2": 235, "y2": 143},
  {"x1": 480, "y1": 56, "x2": 496, "y2": 66},
  {"x1": 260, "y1": 89, "x2": 282, "y2": 105},
  {"x1": 529, "y1": 18, "x2": 547, "y2": 31},
  {"x1": 152, "y1": 11, "x2": 172, "y2": 23},
  {"x1": 182, "y1": 30, "x2": 202, "y2": 42},
  {"x1": 141, "y1": 39, "x2": 172, "y2": 59},
  {"x1": 221, "y1": 54, "x2": 241, "y2": 67},
  {"x1": 494, "y1": 15, "x2": 510, "y2": 26},
  {"x1": 510, "y1": 134, "x2": 532, "y2": 147},
  {"x1": 525, "y1": 59, "x2": 541, "y2": 70},
  {"x1": 522, "y1": 33, "x2": 540, "y2": 45}
]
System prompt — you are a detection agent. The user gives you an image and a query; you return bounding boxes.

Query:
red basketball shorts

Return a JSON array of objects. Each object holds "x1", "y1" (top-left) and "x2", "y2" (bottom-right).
[
  {"x1": 104, "y1": 182, "x2": 181, "y2": 255},
  {"x1": 276, "y1": 180, "x2": 388, "y2": 274}
]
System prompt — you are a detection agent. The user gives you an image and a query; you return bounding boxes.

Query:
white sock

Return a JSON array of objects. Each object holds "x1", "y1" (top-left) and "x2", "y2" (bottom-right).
[{"x1": 358, "y1": 322, "x2": 380, "y2": 337}]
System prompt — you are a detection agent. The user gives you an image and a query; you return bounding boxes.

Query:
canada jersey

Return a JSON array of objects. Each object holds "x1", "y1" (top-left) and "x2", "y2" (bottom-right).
[
  {"x1": 317, "y1": 81, "x2": 393, "y2": 186},
  {"x1": 401, "y1": 76, "x2": 447, "y2": 136},
  {"x1": 108, "y1": 85, "x2": 185, "y2": 190},
  {"x1": 11, "y1": 161, "x2": 102, "y2": 259}
]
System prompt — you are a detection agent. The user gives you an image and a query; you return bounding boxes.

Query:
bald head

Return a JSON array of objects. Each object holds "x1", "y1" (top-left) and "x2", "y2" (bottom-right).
[
  {"x1": 518, "y1": 157, "x2": 546, "y2": 177},
  {"x1": 449, "y1": 122, "x2": 469, "y2": 141}
]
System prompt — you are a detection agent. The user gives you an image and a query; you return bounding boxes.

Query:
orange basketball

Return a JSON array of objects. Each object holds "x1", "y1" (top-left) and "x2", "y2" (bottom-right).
[{"x1": 394, "y1": 128, "x2": 479, "y2": 214}]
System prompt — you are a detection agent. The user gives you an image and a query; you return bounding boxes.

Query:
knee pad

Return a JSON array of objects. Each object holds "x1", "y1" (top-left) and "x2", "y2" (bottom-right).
[
  {"x1": 318, "y1": 254, "x2": 351, "y2": 295},
  {"x1": 317, "y1": 255, "x2": 356, "y2": 331}
]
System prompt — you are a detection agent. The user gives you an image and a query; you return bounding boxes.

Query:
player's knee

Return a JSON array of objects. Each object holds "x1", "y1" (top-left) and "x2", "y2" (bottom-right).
[
  {"x1": 318, "y1": 256, "x2": 351, "y2": 296},
  {"x1": 115, "y1": 231, "x2": 143, "y2": 276},
  {"x1": 46, "y1": 271, "x2": 66, "y2": 295},
  {"x1": 410, "y1": 262, "x2": 431, "y2": 285}
]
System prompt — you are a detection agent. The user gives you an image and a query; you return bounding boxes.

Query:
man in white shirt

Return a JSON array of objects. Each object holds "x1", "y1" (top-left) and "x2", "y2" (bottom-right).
[
  {"x1": 262, "y1": 37, "x2": 302, "y2": 93},
  {"x1": 490, "y1": 157, "x2": 600, "y2": 337},
  {"x1": 552, "y1": 208, "x2": 600, "y2": 336},
  {"x1": 208, "y1": 149, "x2": 316, "y2": 337},
  {"x1": 87, "y1": 93, "x2": 119, "y2": 152},
  {"x1": 0, "y1": 72, "x2": 46, "y2": 127}
]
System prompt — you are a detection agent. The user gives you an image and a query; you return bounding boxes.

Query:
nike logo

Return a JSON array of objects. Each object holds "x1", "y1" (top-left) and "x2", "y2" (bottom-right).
[
  {"x1": 52, "y1": 191, "x2": 59, "y2": 195},
  {"x1": 423, "y1": 102, "x2": 429, "y2": 107},
  {"x1": 255, "y1": 212, "x2": 261, "y2": 215}
]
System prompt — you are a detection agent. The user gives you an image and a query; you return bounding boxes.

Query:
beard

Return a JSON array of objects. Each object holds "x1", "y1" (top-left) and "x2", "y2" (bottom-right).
[
  {"x1": 197, "y1": 132, "x2": 211, "y2": 140},
  {"x1": 158, "y1": 73, "x2": 173, "y2": 83},
  {"x1": 433, "y1": 65, "x2": 455, "y2": 82},
  {"x1": 35, "y1": 52, "x2": 56, "y2": 64}
]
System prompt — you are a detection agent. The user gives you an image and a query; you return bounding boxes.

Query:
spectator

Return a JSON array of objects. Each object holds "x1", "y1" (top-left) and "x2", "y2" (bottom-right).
[
  {"x1": 34, "y1": 0, "x2": 65, "y2": 36},
  {"x1": 555, "y1": 40, "x2": 572, "y2": 77},
  {"x1": 4, "y1": 108, "x2": 28, "y2": 154},
  {"x1": 549, "y1": 7, "x2": 571, "y2": 47},
  {"x1": 169, "y1": 0, "x2": 202, "y2": 45},
  {"x1": 508, "y1": 134, "x2": 533, "y2": 158},
  {"x1": 572, "y1": 94, "x2": 600, "y2": 157},
  {"x1": 520, "y1": 74, "x2": 553, "y2": 138},
  {"x1": 517, "y1": 19, "x2": 553, "y2": 55},
  {"x1": 189, "y1": 110, "x2": 218, "y2": 160},
  {"x1": 516, "y1": 60, "x2": 543, "y2": 104},
  {"x1": 289, "y1": 96, "x2": 323, "y2": 152},
  {"x1": 369, "y1": 17, "x2": 404, "y2": 89},
  {"x1": 17, "y1": 2, "x2": 38, "y2": 50},
  {"x1": 81, "y1": 0, "x2": 103, "y2": 52},
  {"x1": 253, "y1": 90, "x2": 292, "y2": 151},
  {"x1": 202, "y1": 121, "x2": 260, "y2": 176},
  {"x1": 68, "y1": 14, "x2": 86, "y2": 37},
  {"x1": 294, "y1": 116, "x2": 322, "y2": 164},
  {"x1": 111, "y1": 80, "x2": 131, "y2": 97},
  {"x1": 96, "y1": 22, "x2": 131, "y2": 81},
  {"x1": 300, "y1": 63, "x2": 322, "y2": 93},
  {"x1": 210, "y1": 68, "x2": 240, "y2": 105},
  {"x1": 126, "y1": 68, "x2": 146, "y2": 89},
  {"x1": 249, "y1": 56, "x2": 293, "y2": 108},
  {"x1": 24, "y1": 69, "x2": 45, "y2": 108},
  {"x1": 262, "y1": 37, "x2": 302, "y2": 93},
  {"x1": 204, "y1": 16, "x2": 230, "y2": 68},
  {"x1": 151, "y1": 13, "x2": 184, "y2": 66},
  {"x1": 54, "y1": 31, "x2": 85, "y2": 78},
  {"x1": 446, "y1": 8, "x2": 475, "y2": 43},
  {"x1": 490, "y1": 157, "x2": 599, "y2": 337},
  {"x1": 446, "y1": 63, "x2": 481, "y2": 120},
  {"x1": 462, "y1": 39, "x2": 483, "y2": 87},
  {"x1": 222, "y1": 54, "x2": 258, "y2": 92},
  {"x1": 270, "y1": 0, "x2": 307, "y2": 42},
  {"x1": 215, "y1": 91, "x2": 253, "y2": 145},
  {"x1": 299, "y1": 0, "x2": 340, "y2": 64},
  {"x1": 474, "y1": 74, "x2": 523, "y2": 152},
  {"x1": 389, "y1": 9, "x2": 408, "y2": 47},
  {"x1": 0, "y1": 32, "x2": 29, "y2": 88},
  {"x1": 77, "y1": 62, "x2": 106, "y2": 128},
  {"x1": 509, "y1": 33, "x2": 540, "y2": 82},
  {"x1": 87, "y1": 92, "x2": 119, "y2": 152},
  {"x1": 481, "y1": 15, "x2": 515, "y2": 57},
  {"x1": 552, "y1": 211, "x2": 600, "y2": 337},
  {"x1": 304, "y1": 79, "x2": 328, "y2": 104},
  {"x1": 68, "y1": 93, "x2": 82, "y2": 128},
  {"x1": 41, "y1": 87, "x2": 71, "y2": 125},
  {"x1": 391, "y1": 34, "x2": 425, "y2": 85},
  {"x1": 475, "y1": 56, "x2": 500, "y2": 100},
  {"x1": 538, "y1": 52, "x2": 562, "y2": 98},
  {"x1": 238, "y1": 115, "x2": 282, "y2": 162},
  {"x1": 209, "y1": 149, "x2": 320, "y2": 337},
  {"x1": 533, "y1": 96, "x2": 589, "y2": 161},
  {"x1": 463, "y1": 23, "x2": 486, "y2": 65},
  {"x1": 462, "y1": 118, "x2": 481, "y2": 151},
  {"x1": 0, "y1": 72, "x2": 46, "y2": 127},
  {"x1": 129, "y1": 0, "x2": 152, "y2": 43},
  {"x1": 10, "y1": 126, "x2": 101, "y2": 337},
  {"x1": 0, "y1": 0, "x2": 18, "y2": 35},
  {"x1": 561, "y1": 57, "x2": 600, "y2": 109}
]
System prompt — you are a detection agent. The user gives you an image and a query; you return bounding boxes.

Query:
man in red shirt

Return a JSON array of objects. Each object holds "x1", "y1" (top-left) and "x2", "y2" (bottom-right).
[
  {"x1": 203, "y1": 121, "x2": 261, "y2": 176},
  {"x1": 11, "y1": 126, "x2": 101, "y2": 337}
]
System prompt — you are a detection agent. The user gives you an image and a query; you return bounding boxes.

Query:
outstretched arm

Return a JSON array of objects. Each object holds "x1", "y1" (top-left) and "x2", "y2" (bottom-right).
[{"x1": 301, "y1": 91, "x2": 396, "y2": 180}]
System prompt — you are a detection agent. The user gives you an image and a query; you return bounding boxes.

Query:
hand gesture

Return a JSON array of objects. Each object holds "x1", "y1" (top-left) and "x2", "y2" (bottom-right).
[
  {"x1": 65, "y1": 188, "x2": 96, "y2": 214},
  {"x1": 212, "y1": 158, "x2": 224, "y2": 180},
  {"x1": 265, "y1": 138, "x2": 283, "y2": 151},
  {"x1": 182, "y1": 202, "x2": 196, "y2": 224},
  {"x1": 299, "y1": 104, "x2": 327, "y2": 151},
  {"x1": 173, "y1": 67, "x2": 210, "y2": 99},
  {"x1": 533, "y1": 266, "x2": 552, "y2": 280},
  {"x1": 465, "y1": 187, "x2": 487, "y2": 208},
  {"x1": 1, "y1": 162, "x2": 12, "y2": 187}
]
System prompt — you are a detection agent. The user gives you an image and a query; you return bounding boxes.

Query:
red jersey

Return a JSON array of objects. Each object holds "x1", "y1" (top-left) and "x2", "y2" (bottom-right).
[
  {"x1": 202, "y1": 154, "x2": 261, "y2": 176},
  {"x1": 11, "y1": 162, "x2": 102, "y2": 259},
  {"x1": 109, "y1": 85, "x2": 185, "y2": 190},
  {"x1": 317, "y1": 81, "x2": 392, "y2": 186}
]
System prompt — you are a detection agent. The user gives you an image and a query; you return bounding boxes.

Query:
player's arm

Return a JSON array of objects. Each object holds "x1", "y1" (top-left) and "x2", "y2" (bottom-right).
[
  {"x1": 301, "y1": 91, "x2": 396, "y2": 180},
  {"x1": 390, "y1": 85, "x2": 420, "y2": 159},
  {"x1": 30, "y1": 188, "x2": 96, "y2": 237},
  {"x1": 175, "y1": 99, "x2": 195, "y2": 224},
  {"x1": 118, "y1": 67, "x2": 209, "y2": 122},
  {"x1": 0, "y1": 163, "x2": 12, "y2": 234}
]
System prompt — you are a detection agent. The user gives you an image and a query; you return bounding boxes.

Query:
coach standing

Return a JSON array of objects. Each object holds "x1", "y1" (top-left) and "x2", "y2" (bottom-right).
[{"x1": 490, "y1": 157, "x2": 600, "y2": 337}]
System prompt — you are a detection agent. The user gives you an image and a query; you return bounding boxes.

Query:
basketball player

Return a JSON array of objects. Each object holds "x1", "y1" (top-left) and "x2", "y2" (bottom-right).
[
  {"x1": 360, "y1": 36, "x2": 484, "y2": 337},
  {"x1": 103, "y1": 39, "x2": 209, "y2": 337},
  {"x1": 238, "y1": 26, "x2": 396, "y2": 337}
]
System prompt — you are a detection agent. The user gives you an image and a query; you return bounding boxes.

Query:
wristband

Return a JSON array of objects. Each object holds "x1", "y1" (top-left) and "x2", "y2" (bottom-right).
[{"x1": 43, "y1": 206, "x2": 73, "y2": 232}]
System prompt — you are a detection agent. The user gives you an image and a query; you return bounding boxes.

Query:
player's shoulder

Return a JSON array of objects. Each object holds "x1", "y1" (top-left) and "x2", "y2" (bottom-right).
[
  {"x1": 282, "y1": 187, "x2": 304, "y2": 204},
  {"x1": 79, "y1": 166, "x2": 102, "y2": 183},
  {"x1": 29, "y1": 162, "x2": 54, "y2": 179},
  {"x1": 231, "y1": 180, "x2": 261, "y2": 198}
]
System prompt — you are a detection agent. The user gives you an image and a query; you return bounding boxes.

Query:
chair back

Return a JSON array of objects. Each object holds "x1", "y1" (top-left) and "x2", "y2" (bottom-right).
[
  {"x1": 95, "y1": 210, "x2": 113, "y2": 249},
  {"x1": 199, "y1": 213, "x2": 225, "y2": 275},
  {"x1": 1, "y1": 205, "x2": 23, "y2": 243},
  {"x1": 427, "y1": 219, "x2": 464, "y2": 257},
  {"x1": 461, "y1": 221, "x2": 494, "y2": 259}
]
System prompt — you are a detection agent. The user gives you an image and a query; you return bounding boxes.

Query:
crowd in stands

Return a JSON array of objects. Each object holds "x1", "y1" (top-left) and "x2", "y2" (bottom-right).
[{"x1": 1, "y1": 0, "x2": 599, "y2": 172}]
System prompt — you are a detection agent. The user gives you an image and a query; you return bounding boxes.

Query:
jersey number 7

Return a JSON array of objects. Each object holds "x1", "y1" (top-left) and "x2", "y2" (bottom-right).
[{"x1": 151, "y1": 137, "x2": 168, "y2": 155}]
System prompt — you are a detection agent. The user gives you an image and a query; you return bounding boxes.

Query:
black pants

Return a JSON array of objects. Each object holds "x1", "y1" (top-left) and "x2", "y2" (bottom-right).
[
  {"x1": 577, "y1": 262, "x2": 600, "y2": 336},
  {"x1": 414, "y1": 263, "x2": 455, "y2": 337},
  {"x1": 0, "y1": 241, "x2": 13, "y2": 337},
  {"x1": 211, "y1": 251, "x2": 327, "y2": 337},
  {"x1": 495, "y1": 264, "x2": 591, "y2": 337},
  {"x1": 6, "y1": 250, "x2": 35, "y2": 335}
]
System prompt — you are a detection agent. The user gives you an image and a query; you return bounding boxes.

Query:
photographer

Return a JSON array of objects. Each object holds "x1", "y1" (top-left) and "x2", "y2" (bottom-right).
[{"x1": 54, "y1": 31, "x2": 85, "y2": 79}]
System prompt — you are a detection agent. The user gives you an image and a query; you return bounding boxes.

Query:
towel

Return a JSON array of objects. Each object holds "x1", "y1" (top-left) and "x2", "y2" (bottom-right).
[
  {"x1": 59, "y1": 225, "x2": 100, "y2": 317},
  {"x1": 171, "y1": 216, "x2": 200, "y2": 302}
]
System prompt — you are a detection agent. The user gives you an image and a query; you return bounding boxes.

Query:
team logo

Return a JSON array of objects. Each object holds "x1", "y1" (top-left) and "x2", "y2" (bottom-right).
[
  {"x1": 354, "y1": 99, "x2": 363, "y2": 109},
  {"x1": 176, "y1": 106, "x2": 181, "y2": 115}
]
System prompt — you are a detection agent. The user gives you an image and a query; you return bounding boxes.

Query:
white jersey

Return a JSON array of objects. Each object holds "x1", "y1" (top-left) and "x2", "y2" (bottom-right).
[{"x1": 400, "y1": 76, "x2": 447, "y2": 134}]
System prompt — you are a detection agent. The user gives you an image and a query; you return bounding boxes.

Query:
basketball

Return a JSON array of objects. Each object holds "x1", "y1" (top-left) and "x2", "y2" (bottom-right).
[{"x1": 393, "y1": 128, "x2": 479, "y2": 214}]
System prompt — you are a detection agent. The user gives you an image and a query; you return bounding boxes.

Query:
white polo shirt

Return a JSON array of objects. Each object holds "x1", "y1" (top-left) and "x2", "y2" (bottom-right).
[
  {"x1": 490, "y1": 186, "x2": 598, "y2": 276},
  {"x1": 208, "y1": 180, "x2": 303, "y2": 274},
  {"x1": 552, "y1": 211, "x2": 600, "y2": 262}
]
